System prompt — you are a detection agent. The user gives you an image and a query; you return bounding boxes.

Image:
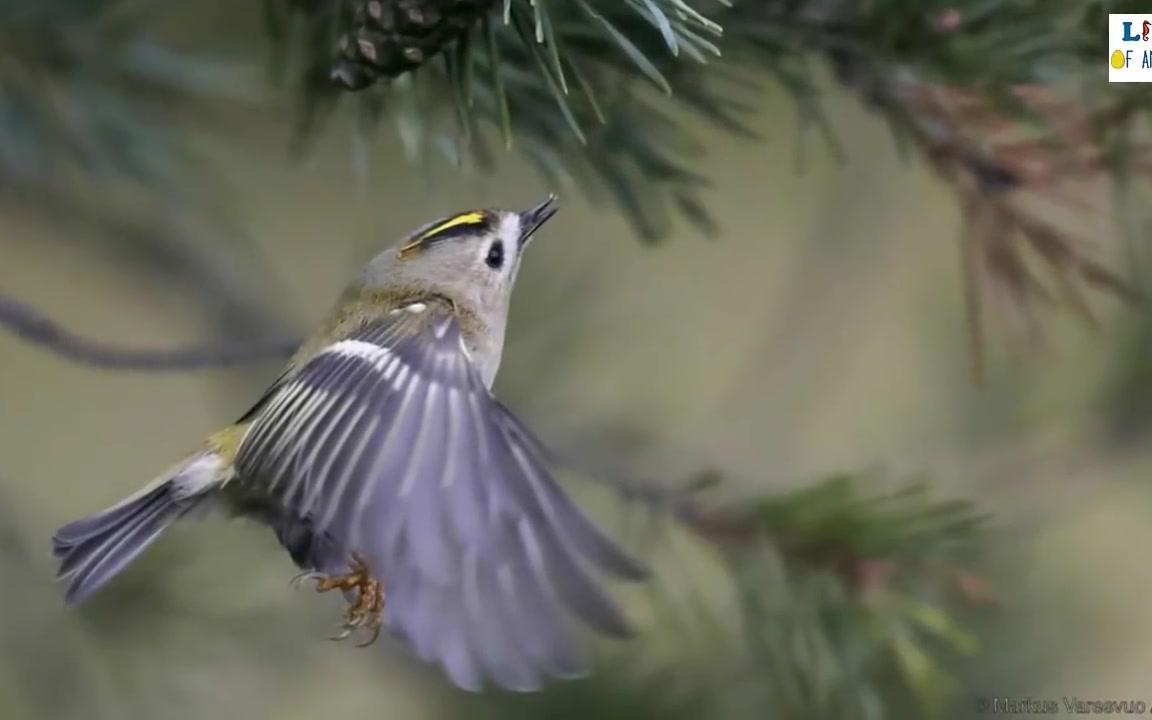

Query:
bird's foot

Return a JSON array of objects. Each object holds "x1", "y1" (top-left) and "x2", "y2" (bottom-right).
[{"x1": 292, "y1": 553, "x2": 385, "y2": 647}]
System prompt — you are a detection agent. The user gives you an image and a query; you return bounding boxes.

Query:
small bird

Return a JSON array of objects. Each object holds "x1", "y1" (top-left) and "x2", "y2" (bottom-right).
[{"x1": 52, "y1": 197, "x2": 646, "y2": 691}]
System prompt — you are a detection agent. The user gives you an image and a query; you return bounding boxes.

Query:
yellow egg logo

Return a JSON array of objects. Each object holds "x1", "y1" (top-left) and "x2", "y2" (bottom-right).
[{"x1": 1112, "y1": 49, "x2": 1127, "y2": 69}]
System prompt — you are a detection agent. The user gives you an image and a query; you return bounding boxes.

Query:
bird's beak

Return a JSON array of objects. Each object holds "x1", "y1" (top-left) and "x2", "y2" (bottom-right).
[{"x1": 518, "y1": 194, "x2": 559, "y2": 244}]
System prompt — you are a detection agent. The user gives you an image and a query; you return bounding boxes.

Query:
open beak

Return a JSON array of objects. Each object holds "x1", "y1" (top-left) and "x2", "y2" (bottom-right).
[{"x1": 518, "y1": 194, "x2": 559, "y2": 244}]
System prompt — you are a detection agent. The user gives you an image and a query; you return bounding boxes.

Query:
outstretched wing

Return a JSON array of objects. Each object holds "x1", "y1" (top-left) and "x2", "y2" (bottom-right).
[{"x1": 233, "y1": 302, "x2": 646, "y2": 691}]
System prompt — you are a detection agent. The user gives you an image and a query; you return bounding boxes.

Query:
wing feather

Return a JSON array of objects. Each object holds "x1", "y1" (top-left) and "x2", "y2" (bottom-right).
[
  {"x1": 494, "y1": 404, "x2": 648, "y2": 580},
  {"x1": 234, "y1": 304, "x2": 644, "y2": 690},
  {"x1": 291, "y1": 354, "x2": 379, "y2": 503}
]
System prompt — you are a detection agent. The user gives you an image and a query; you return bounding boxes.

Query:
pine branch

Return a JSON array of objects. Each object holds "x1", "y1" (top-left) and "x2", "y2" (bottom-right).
[
  {"x1": 834, "y1": 69, "x2": 1143, "y2": 377},
  {"x1": 658, "y1": 473, "x2": 991, "y2": 718},
  {"x1": 267, "y1": 0, "x2": 1147, "y2": 369},
  {"x1": 274, "y1": 0, "x2": 728, "y2": 239}
]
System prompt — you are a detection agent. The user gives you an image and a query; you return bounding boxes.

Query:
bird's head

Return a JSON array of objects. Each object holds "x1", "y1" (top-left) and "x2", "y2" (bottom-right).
[{"x1": 359, "y1": 196, "x2": 558, "y2": 319}]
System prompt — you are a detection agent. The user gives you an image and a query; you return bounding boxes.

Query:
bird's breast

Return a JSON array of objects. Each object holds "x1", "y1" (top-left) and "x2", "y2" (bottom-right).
[{"x1": 458, "y1": 318, "x2": 503, "y2": 390}]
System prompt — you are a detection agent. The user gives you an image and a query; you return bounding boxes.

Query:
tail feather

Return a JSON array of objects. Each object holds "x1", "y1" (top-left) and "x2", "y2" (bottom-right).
[
  {"x1": 52, "y1": 451, "x2": 225, "y2": 604},
  {"x1": 56, "y1": 482, "x2": 180, "y2": 573},
  {"x1": 57, "y1": 489, "x2": 182, "y2": 604},
  {"x1": 53, "y1": 483, "x2": 170, "y2": 550}
]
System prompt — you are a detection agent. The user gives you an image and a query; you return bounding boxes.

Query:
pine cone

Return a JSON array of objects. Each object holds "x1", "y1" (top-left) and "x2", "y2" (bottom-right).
[{"x1": 332, "y1": 0, "x2": 496, "y2": 90}]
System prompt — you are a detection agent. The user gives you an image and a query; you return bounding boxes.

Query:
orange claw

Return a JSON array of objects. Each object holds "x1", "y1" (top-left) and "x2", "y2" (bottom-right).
[{"x1": 294, "y1": 553, "x2": 386, "y2": 645}]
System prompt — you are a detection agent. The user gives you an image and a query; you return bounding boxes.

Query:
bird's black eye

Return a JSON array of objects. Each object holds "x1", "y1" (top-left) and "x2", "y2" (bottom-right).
[{"x1": 485, "y1": 240, "x2": 505, "y2": 270}]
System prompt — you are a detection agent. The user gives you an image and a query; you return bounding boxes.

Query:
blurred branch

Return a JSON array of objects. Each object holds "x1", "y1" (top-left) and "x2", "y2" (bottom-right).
[
  {"x1": 657, "y1": 473, "x2": 992, "y2": 718},
  {"x1": 0, "y1": 291, "x2": 296, "y2": 370},
  {"x1": 841, "y1": 68, "x2": 1144, "y2": 377},
  {"x1": 617, "y1": 468, "x2": 991, "y2": 599},
  {"x1": 0, "y1": 1, "x2": 288, "y2": 371},
  {"x1": 734, "y1": 2, "x2": 1145, "y2": 374}
]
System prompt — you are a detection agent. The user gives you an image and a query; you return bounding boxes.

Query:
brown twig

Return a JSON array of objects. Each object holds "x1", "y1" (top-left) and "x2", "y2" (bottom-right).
[
  {"x1": 875, "y1": 76, "x2": 1142, "y2": 376},
  {"x1": 0, "y1": 292, "x2": 298, "y2": 370}
]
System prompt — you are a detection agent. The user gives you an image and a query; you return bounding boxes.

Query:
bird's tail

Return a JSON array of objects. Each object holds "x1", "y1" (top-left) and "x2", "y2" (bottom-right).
[{"x1": 52, "y1": 449, "x2": 229, "y2": 604}]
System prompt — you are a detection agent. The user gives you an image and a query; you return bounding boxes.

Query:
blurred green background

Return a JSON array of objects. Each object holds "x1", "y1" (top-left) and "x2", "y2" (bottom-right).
[{"x1": 2, "y1": 1, "x2": 1151, "y2": 719}]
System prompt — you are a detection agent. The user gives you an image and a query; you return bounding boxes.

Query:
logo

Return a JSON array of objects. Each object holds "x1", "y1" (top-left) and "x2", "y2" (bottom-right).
[{"x1": 1110, "y1": 14, "x2": 1152, "y2": 82}]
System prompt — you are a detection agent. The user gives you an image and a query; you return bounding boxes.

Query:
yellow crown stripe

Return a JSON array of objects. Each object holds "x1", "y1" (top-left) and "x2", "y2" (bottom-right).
[
  {"x1": 399, "y1": 211, "x2": 487, "y2": 255},
  {"x1": 422, "y1": 211, "x2": 487, "y2": 239}
]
